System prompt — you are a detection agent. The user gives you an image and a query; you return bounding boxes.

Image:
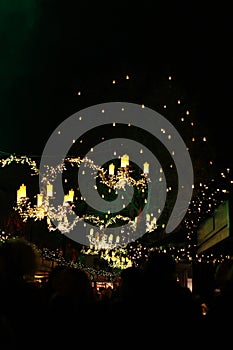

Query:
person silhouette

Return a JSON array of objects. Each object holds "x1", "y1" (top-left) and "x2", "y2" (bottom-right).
[
  {"x1": 140, "y1": 250, "x2": 204, "y2": 344},
  {"x1": 0, "y1": 237, "x2": 43, "y2": 346}
]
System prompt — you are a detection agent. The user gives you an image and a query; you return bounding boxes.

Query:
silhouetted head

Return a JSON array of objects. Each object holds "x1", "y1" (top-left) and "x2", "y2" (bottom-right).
[
  {"x1": 0, "y1": 238, "x2": 40, "y2": 278},
  {"x1": 119, "y1": 266, "x2": 142, "y2": 300},
  {"x1": 143, "y1": 250, "x2": 176, "y2": 283},
  {"x1": 54, "y1": 266, "x2": 94, "y2": 302}
]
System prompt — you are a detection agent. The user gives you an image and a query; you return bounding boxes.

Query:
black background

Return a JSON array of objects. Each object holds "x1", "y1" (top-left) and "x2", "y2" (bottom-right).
[{"x1": 1, "y1": 1, "x2": 233, "y2": 167}]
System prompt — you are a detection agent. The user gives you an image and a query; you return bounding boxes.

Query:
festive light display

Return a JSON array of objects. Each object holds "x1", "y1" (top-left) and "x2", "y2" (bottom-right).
[
  {"x1": 1, "y1": 73, "x2": 233, "y2": 269},
  {"x1": 11, "y1": 153, "x2": 157, "y2": 250},
  {"x1": 0, "y1": 154, "x2": 39, "y2": 174}
]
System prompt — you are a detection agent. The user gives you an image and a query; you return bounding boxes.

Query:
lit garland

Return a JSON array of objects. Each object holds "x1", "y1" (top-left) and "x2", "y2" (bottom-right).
[
  {"x1": 81, "y1": 244, "x2": 133, "y2": 269},
  {"x1": 65, "y1": 156, "x2": 149, "y2": 190},
  {"x1": 100, "y1": 249, "x2": 133, "y2": 269},
  {"x1": 0, "y1": 229, "x2": 12, "y2": 244},
  {"x1": 1, "y1": 72, "x2": 232, "y2": 266},
  {"x1": 0, "y1": 154, "x2": 39, "y2": 175},
  {"x1": 0, "y1": 229, "x2": 119, "y2": 279},
  {"x1": 12, "y1": 154, "x2": 157, "y2": 249},
  {"x1": 40, "y1": 246, "x2": 119, "y2": 280}
]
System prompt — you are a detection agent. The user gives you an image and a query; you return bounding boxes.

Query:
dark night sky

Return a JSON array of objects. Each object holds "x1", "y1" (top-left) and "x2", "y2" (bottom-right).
[{"x1": 1, "y1": 1, "x2": 233, "y2": 169}]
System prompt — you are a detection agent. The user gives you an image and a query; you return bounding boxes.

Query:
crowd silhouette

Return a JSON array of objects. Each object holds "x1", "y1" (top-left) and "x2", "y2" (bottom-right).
[{"x1": 0, "y1": 237, "x2": 232, "y2": 347}]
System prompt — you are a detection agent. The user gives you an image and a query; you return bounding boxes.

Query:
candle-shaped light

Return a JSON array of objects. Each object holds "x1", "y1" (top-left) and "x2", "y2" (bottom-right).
[
  {"x1": 109, "y1": 163, "x2": 115, "y2": 175},
  {"x1": 143, "y1": 162, "x2": 149, "y2": 174},
  {"x1": 121, "y1": 154, "x2": 129, "y2": 167},
  {"x1": 68, "y1": 189, "x2": 74, "y2": 202},
  {"x1": 116, "y1": 235, "x2": 120, "y2": 243},
  {"x1": 17, "y1": 188, "x2": 22, "y2": 203},
  {"x1": 108, "y1": 234, "x2": 113, "y2": 243},
  {"x1": 17, "y1": 184, "x2": 26, "y2": 202},
  {"x1": 90, "y1": 228, "x2": 94, "y2": 236},
  {"x1": 37, "y1": 194, "x2": 43, "y2": 207},
  {"x1": 63, "y1": 194, "x2": 69, "y2": 205},
  {"x1": 47, "y1": 183, "x2": 53, "y2": 197},
  {"x1": 20, "y1": 184, "x2": 26, "y2": 198}
]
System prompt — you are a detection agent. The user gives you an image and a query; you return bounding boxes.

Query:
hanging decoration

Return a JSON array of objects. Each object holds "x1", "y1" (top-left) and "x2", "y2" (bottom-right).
[{"x1": 12, "y1": 154, "x2": 157, "y2": 250}]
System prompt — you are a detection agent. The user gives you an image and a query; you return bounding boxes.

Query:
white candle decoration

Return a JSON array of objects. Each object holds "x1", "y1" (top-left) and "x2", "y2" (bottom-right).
[
  {"x1": 143, "y1": 162, "x2": 149, "y2": 174},
  {"x1": 109, "y1": 163, "x2": 115, "y2": 175},
  {"x1": 63, "y1": 194, "x2": 69, "y2": 205},
  {"x1": 121, "y1": 154, "x2": 129, "y2": 167},
  {"x1": 37, "y1": 194, "x2": 43, "y2": 207},
  {"x1": 47, "y1": 183, "x2": 53, "y2": 197}
]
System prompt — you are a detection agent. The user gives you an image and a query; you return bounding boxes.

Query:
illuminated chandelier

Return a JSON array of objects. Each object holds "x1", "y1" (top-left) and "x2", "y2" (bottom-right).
[{"x1": 14, "y1": 154, "x2": 157, "y2": 249}]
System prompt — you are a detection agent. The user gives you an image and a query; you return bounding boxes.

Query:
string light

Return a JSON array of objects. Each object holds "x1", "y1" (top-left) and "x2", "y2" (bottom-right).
[
  {"x1": 1, "y1": 71, "x2": 232, "y2": 268},
  {"x1": 12, "y1": 154, "x2": 156, "y2": 250},
  {"x1": 0, "y1": 154, "x2": 39, "y2": 174}
]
